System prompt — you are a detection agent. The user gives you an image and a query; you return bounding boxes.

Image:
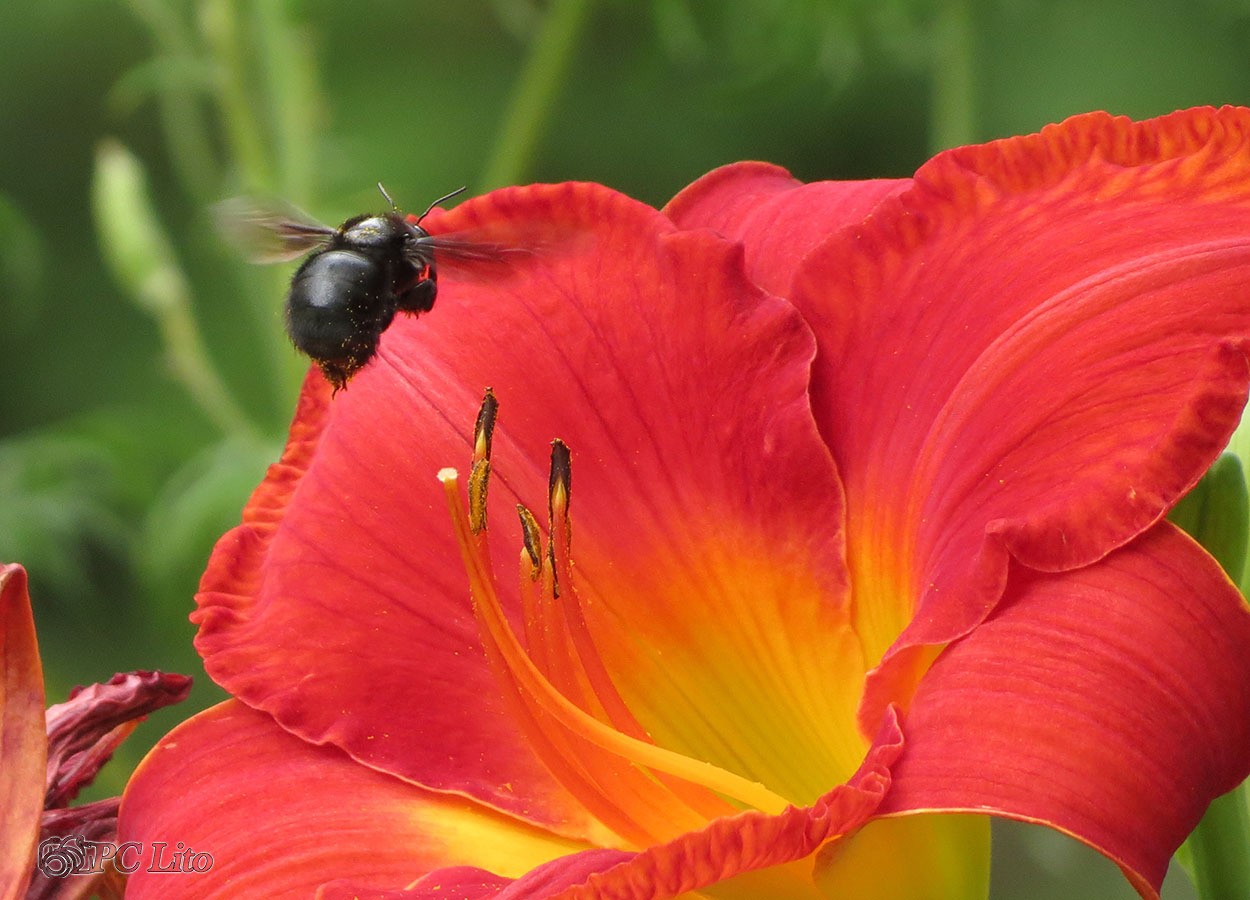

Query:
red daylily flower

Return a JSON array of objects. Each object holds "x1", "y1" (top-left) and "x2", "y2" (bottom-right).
[
  {"x1": 0, "y1": 563, "x2": 192, "y2": 900},
  {"x1": 121, "y1": 107, "x2": 1250, "y2": 899}
]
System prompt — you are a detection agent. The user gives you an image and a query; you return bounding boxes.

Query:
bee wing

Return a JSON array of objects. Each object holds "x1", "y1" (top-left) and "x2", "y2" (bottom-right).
[
  {"x1": 402, "y1": 205, "x2": 595, "y2": 282},
  {"x1": 408, "y1": 233, "x2": 537, "y2": 285},
  {"x1": 417, "y1": 233, "x2": 535, "y2": 263},
  {"x1": 214, "y1": 196, "x2": 337, "y2": 263}
]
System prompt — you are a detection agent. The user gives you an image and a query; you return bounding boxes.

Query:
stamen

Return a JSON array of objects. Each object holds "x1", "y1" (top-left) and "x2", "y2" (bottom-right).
[
  {"x1": 544, "y1": 441, "x2": 636, "y2": 730},
  {"x1": 549, "y1": 439, "x2": 571, "y2": 512},
  {"x1": 443, "y1": 468, "x2": 701, "y2": 844},
  {"x1": 440, "y1": 470, "x2": 788, "y2": 821},
  {"x1": 541, "y1": 443, "x2": 736, "y2": 821},
  {"x1": 437, "y1": 404, "x2": 793, "y2": 836},
  {"x1": 516, "y1": 503, "x2": 586, "y2": 697}
]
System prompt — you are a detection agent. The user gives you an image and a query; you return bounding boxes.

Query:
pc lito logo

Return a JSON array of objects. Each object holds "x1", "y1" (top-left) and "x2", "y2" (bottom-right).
[
  {"x1": 36, "y1": 835, "x2": 90, "y2": 878},
  {"x1": 36, "y1": 836, "x2": 213, "y2": 878}
]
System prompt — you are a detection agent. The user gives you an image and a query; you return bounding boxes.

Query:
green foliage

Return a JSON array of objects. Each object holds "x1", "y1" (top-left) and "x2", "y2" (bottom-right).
[
  {"x1": 1168, "y1": 454, "x2": 1250, "y2": 586},
  {"x1": 137, "y1": 434, "x2": 276, "y2": 633},
  {"x1": 0, "y1": 193, "x2": 46, "y2": 333},
  {"x1": 1171, "y1": 456, "x2": 1250, "y2": 900},
  {"x1": 0, "y1": 434, "x2": 127, "y2": 606}
]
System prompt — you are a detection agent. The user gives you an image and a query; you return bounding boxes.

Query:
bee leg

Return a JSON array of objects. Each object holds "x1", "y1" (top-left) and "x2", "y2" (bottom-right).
[
  {"x1": 317, "y1": 359, "x2": 352, "y2": 393},
  {"x1": 398, "y1": 272, "x2": 437, "y2": 313}
]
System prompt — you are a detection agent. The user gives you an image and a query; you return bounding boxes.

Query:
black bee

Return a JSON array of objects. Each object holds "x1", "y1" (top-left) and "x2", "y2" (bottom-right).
[{"x1": 219, "y1": 185, "x2": 513, "y2": 390}]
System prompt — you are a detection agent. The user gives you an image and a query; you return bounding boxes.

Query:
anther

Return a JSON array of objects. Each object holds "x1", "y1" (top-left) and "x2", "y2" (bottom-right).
[
  {"x1": 468, "y1": 389, "x2": 498, "y2": 534},
  {"x1": 517, "y1": 505, "x2": 543, "y2": 579},
  {"x1": 547, "y1": 440, "x2": 571, "y2": 597},
  {"x1": 474, "y1": 388, "x2": 499, "y2": 462},
  {"x1": 548, "y1": 439, "x2": 571, "y2": 519}
]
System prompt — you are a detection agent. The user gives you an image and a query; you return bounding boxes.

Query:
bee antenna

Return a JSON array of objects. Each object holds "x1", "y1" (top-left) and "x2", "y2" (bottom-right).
[
  {"x1": 417, "y1": 186, "x2": 467, "y2": 224},
  {"x1": 377, "y1": 182, "x2": 398, "y2": 211}
]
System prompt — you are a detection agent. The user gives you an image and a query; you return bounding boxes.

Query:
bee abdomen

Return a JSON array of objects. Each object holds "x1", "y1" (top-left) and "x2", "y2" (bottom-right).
[{"x1": 286, "y1": 249, "x2": 396, "y2": 360}]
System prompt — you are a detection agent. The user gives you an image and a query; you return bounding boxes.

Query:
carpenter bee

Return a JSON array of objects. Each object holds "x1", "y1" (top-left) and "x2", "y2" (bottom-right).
[{"x1": 218, "y1": 185, "x2": 516, "y2": 390}]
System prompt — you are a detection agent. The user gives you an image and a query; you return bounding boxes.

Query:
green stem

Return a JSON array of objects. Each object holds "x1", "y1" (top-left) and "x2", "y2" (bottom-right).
[
  {"x1": 1185, "y1": 783, "x2": 1250, "y2": 900},
  {"x1": 156, "y1": 90, "x2": 221, "y2": 204},
  {"x1": 479, "y1": 0, "x2": 594, "y2": 189},
  {"x1": 248, "y1": 2, "x2": 321, "y2": 401},
  {"x1": 124, "y1": 0, "x2": 221, "y2": 203},
  {"x1": 251, "y1": 2, "x2": 319, "y2": 203},
  {"x1": 154, "y1": 276, "x2": 261, "y2": 440},
  {"x1": 201, "y1": 0, "x2": 273, "y2": 191},
  {"x1": 929, "y1": 0, "x2": 976, "y2": 153},
  {"x1": 93, "y1": 140, "x2": 258, "y2": 440},
  {"x1": 201, "y1": 0, "x2": 308, "y2": 409}
]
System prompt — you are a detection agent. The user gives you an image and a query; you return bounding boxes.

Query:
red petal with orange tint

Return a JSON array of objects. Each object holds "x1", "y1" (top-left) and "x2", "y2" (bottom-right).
[
  {"x1": 681, "y1": 114, "x2": 1250, "y2": 697},
  {"x1": 0, "y1": 564, "x2": 45, "y2": 900},
  {"x1": 777, "y1": 107, "x2": 1250, "y2": 706},
  {"x1": 318, "y1": 868, "x2": 518, "y2": 900},
  {"x1": 194, "y1": 365, "x2": 593, "y2": 836},
  {"x1": 880, "y1": 523, "x2": 1250, "y2": 899},
  {"x1": 318, "y1": 853, "x2": 628, "y2": 900},
  {"x1": 119, "y1": 701, "x2": 587, "y2": 900},
  {"x1": 322, "y1": 713, "x2": 904, "y2": 900},
  {"x1": 663, "y1": 161, "x2": 908, "y2": 297},
  {"x1": 666, "y1": 110, "x2": 1250, "y2": 895},
  {"x1": 195, "y1": 182, "x2": 861, "y2": 820}
]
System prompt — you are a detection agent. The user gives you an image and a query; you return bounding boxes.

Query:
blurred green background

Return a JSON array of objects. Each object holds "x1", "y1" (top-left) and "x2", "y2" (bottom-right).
[{"x1": 4, "y1": 0, "x2": 1249, "y2": 896}]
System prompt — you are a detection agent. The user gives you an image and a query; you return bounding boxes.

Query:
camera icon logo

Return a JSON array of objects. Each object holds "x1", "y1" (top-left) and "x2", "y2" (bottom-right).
[{"x1": 36, "y1": 835, "x2": 90, "y2": 878}]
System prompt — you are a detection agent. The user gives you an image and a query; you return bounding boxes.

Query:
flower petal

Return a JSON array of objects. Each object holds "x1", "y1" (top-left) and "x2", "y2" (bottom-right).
[
  {"x1": 119, "y1": 701, "x2": 588, "y2": 900},
  {"x1": 430, "y1": 190, "x2": 866, "y2": 803},
  {"x1": 878, "y1": 523, "x2": 1250, "y2": 899},
  {"x1": 44, "y1": 670, "x2": 191, "y2": 808},
  {"x1": 31, "y1": 671, "x2": 191, "y2": 900},
  {"x1": 194, "y1": 368, "x2": 599, "y2": 836},
  {"x1": 663, "y1": 161, "x2": 908, "y2": 297},
  {"x1": 784, "y1": 107, "x2": 1250, "y2": 707},
  {"x1": 196, "y1": 182, "x2": 866, "y2": 815},
  {"x1": 321, "y1": 712, "x2": 904, "y2": 900},
  {"x1": 0, "y1": 564, "x2": 44, "y2": 900},
  {"x1": 317, "y1": 852, "x2": 628, "y2": 900}
]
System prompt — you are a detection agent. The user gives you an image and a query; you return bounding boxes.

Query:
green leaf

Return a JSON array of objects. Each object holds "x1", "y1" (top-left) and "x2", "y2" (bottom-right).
[
  {"x1": 136, "y1": 435, "x2": 276, "y2": 633},
  {"x1": 0, "y1": 432, "x2": 128, "y2": 606},
  {"x1": 91, "y1": 139, "x2": 257, "y2": 437},
  {"x1": 1167, "y1": 453, "x2": 1248, "y2": 584},
  {"x1": 1168, "y1": 453, "x2": 1250, "y2": 900},
  {"x1": 0, "y1": 192, "x2": 45, "y2": 332}
]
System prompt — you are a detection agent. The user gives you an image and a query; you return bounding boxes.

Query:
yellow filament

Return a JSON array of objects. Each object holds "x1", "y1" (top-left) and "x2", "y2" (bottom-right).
[{"x1": 438, "y1": 469, "x2": 793, "y2": 816}]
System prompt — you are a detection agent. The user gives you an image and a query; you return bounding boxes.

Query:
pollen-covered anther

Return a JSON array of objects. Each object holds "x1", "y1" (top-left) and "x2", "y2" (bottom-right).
[
  {"x1": 468, "y1": 389, "x2": 498, "y2": 534},
  {"x1": 547, "y1": 440, "x2": 572, "y2": 598},
  {"x1": 548, "y1": 439, "x2": 571, "y2": 519},
  {"x1": 517, "y1": 505, "x2": 543, "y2": 579},
  {"x1": 474, "y1": 388, "x2": 499, "y2": 463},
  {"x1": 468, "y1": 459, "x2": 490, "y2": 535}
]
